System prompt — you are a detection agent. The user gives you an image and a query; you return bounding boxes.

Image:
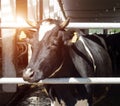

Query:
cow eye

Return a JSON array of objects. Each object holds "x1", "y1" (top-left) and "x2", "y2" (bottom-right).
[{"x1": 47, "y1": 40, "x2": 58, "y2": 49}]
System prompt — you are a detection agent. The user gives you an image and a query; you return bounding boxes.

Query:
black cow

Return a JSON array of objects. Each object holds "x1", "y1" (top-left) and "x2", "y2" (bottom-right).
[
  {"x1": 23, "y1": 18, "x2": 112, "y2": 106},
  {"x1": 104, "y1": 33, "x2": 120, "y2": 96},
  {"x1": 105, "y1": 33, "x2": 120, "y2": 76}
]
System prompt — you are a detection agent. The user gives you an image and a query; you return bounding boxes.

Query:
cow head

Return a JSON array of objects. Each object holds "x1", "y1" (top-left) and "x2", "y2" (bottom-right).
[{"x1": 23, "y1": 18, "x2": 75, "y2": 82}]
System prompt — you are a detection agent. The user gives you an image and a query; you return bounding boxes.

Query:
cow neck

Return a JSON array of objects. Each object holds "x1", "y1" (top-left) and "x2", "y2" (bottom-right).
[
  {"x1": 72, "y1": 36, "x2": 96, "y2": 72},
  {"x1": 79, "y1": 36, "x2": 96, "y2": 72},
  {"x1": 48, "y1": 60, "x2": 64, "y2": 78}
]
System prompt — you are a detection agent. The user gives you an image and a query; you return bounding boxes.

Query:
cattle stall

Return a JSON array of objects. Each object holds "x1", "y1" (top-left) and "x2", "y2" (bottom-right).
[
  {"x1": 0, "y1": 0, "x2": 120, "y2": 105},
  {"x1": 0, "y1": 0, "x2": 65, "y2": 105}
]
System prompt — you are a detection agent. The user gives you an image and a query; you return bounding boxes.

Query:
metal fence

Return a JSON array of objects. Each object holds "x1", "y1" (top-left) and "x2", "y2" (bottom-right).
[{"x1": 1, "y1": 22, "x2": 120, "y2": 86}]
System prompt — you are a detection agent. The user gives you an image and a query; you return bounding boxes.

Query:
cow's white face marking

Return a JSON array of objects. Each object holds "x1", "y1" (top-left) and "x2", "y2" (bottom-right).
[{"x1": 39, "y1": 22, "x2": 56, "y2": 41}]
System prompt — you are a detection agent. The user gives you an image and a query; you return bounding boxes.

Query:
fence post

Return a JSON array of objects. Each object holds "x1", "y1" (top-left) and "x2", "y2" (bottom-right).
[{"x1": 1, "y1": 0, "x2": 17, "y2": 92}]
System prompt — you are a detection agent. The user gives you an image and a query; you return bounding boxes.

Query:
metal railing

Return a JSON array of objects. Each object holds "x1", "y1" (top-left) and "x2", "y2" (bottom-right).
[
  {"x1": 67, "y1": 22, "x2": 120, "y2": 29},
  {"x1": 0, "y1": 77, "x2": 120, "y2": 84},
  {"x1": 1, "y1": 23, "x2": 120, "y2": 85}
]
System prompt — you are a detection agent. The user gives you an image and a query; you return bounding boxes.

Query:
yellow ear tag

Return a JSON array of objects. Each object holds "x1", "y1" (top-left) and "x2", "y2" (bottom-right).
[
  {"x1": 19, "y1": 31, "x2": 27, "y2": 40},
  {"x1": 71, "y1": 32, "x2": 78, "y2": 43}
]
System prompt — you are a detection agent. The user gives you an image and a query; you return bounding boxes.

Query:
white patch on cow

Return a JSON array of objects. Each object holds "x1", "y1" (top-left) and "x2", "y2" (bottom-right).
[
  {"x1": 51, "y1": 97, "x2": 66, "y2": 106},
  {"x1": 75, "y1": 99, "x2": 89, "y2": 106},
  {"x1": 51, "y1": 98, "x2": 89, "y2": 106},
  {"x1": 39, "y1": 22, "x2": 56, "y2": 41}
]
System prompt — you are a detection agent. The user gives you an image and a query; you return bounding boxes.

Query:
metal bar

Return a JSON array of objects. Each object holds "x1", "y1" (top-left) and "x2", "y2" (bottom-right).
[
  {"x1": 1, "y1": 23, "x2": 120, "y2": 29},
  {"x1": 0, "y1": 77, "x2": 120, "y2": 84},
  {"x1": 0, "y1": 26, "x2": 36, "y2": 29},
  {"x1": 67, "y1": 22, "x2": 120, "y2": 29}
]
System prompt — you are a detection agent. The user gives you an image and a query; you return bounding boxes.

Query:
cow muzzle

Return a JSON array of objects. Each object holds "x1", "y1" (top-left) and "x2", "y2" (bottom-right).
[
  {"x1": 23, "y1": 68, "x2": 43, "y2": 82},
  {"x1": 23, "y1": 68, "x2": 34, "y2": 81}
]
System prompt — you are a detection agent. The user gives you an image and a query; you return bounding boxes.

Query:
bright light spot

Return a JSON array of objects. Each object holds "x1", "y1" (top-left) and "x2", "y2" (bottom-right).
[
  {"x1": 39, "y1": 22, "x2": 56, "y2": 41},
  {"x1": 0, "y1": 11, "x2": 1, "y2": 19},
  {"x1": 16, "y1": 16, "x2": 29, "y2": 27},
  {"x1": 1, "y1": 15, "x2": 30, "y2": 27}
]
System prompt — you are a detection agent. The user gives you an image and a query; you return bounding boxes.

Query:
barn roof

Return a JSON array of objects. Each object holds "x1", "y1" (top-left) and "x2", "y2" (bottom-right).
[{"x1": 61, "y1": 0, "x2": 120, "y2": 22}]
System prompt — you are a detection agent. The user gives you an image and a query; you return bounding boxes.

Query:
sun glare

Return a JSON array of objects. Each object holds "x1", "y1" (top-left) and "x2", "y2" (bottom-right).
[{"x1": 16, "y1": 16, "x2": 29, "y2": 27}]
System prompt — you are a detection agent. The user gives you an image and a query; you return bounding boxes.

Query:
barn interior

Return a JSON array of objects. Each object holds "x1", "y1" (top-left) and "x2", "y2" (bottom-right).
[
  {"x1": 0, "y1": 0, "x2": 120, "y2": 105},
  {"x1": 61, "y1": 0, "x2": 120, "y2": 22},
  {"x1": 60, "y1": 0, "x2": 120, "y2": 34}
]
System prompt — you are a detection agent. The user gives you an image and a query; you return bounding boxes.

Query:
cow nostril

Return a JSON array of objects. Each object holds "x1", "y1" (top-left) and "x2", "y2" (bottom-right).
[{"x1": 29, "y1": 71, "x2": 34, "y2": 78}]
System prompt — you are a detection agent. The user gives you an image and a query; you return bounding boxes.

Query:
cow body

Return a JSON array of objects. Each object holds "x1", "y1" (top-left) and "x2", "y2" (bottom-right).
[
  {"x1": 105, "y1": 33, "x2": 120, "y2": 76},
  {"x1": 104, "y1": 33, "x2": 120, "y2": 96},
  {"x1": 23, "y1": 18, "x2": 112, "y2": 106}
]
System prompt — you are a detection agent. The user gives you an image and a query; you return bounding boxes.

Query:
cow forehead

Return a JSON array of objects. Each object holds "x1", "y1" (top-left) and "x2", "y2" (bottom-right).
[{"x1": 38, "y1": 21, "x2": 56, "y2": 41}]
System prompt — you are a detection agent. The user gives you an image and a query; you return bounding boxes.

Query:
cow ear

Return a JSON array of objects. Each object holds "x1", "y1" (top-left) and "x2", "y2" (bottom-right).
[{"x1": 58, "y1": 31, "x2": 77, "y2": 46}]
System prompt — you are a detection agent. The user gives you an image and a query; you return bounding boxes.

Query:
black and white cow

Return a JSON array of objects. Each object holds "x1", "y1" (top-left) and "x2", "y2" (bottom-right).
[{"x1": 23, "y1": 18, "x2": 112, "y2": 106}]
